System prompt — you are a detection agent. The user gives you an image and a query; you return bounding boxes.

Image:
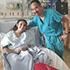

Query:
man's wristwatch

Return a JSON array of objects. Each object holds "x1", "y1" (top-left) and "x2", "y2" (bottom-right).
[{"x1": 65, "y1": 32, "x2": 70, "y2": 35}]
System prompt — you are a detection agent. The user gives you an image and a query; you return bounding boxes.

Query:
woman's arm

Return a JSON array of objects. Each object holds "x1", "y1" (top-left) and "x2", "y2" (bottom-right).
[{"x1": 3, "y1": 47, "x2": 21, "y2": 54}]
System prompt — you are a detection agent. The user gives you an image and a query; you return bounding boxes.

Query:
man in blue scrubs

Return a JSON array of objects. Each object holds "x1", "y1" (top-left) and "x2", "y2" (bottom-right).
[{"x1": 28, "y1": 0, "x2": 69, "y2": 59}]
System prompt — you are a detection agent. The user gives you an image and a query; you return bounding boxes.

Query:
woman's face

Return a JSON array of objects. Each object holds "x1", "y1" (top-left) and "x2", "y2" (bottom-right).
[{"x1": 16, "y1": 21, "x2": 27, "y2": 32}]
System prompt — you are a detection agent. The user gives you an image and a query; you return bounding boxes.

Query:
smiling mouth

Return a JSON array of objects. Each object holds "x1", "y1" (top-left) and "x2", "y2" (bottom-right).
[{"x1": 34, "y1": 12, "x2": 39, "y2": 15}]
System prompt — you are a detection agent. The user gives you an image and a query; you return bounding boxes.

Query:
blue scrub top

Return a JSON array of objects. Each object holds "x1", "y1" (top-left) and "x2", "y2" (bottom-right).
[{"x1": 29, "y1": 9, "x2": 63, "y2": 37}]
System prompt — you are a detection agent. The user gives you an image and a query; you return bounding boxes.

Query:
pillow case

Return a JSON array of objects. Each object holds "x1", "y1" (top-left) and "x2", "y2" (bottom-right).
[{"x1": 0, "y1": 32, "x2": 6, "y2": 42}]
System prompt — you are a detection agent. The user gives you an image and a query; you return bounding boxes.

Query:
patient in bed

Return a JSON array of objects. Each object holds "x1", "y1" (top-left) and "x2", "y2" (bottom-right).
[
  {"x1": 0, "y1": 19, "x2": 69, "y2": 70},
  {"x1": 0, "y1": 19, "x2": 37, "y2": 70},
  {"x1": 1, "y1": 19, "x2": 48, "y2": 70}
]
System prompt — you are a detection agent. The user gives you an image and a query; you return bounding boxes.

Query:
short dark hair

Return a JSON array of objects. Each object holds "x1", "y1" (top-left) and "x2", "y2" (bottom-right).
[
  {"x1": 12, "y1": 19, "x2": 27, "y2": 31},
  {"x1": 30, "y1": 0, "x2": 41, "y2": 5}
]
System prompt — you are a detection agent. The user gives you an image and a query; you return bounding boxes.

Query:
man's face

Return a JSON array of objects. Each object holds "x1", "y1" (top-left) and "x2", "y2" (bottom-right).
[{"x1": 30, "y1": 2, "x2": 42, "y2": 16}]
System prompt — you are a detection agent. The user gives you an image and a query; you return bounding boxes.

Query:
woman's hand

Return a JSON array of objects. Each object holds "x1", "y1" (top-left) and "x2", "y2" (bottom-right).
[
  {"x1": 21, "y1": 45, "x2": 32, "y2": 51},
  {"x1": 21, "y1": 47, "x2": 28, "y2": 51},
  {"x1": 3, "y1": 48, "x2": 21, "y2": 54},
  {"x1": 14, "y1": 49, "x2": 21, "y2": 54}
]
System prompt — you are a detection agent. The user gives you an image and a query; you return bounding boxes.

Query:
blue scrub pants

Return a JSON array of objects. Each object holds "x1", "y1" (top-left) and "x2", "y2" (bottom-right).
[{"x1": 46, "y1": 36, "x2": 64, "y2": 59}]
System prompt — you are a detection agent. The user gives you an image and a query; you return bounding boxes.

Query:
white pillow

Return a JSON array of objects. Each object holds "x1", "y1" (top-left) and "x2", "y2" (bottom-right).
[{"x1": 0, "y1": 32, "x2": 6, "y2": 42}]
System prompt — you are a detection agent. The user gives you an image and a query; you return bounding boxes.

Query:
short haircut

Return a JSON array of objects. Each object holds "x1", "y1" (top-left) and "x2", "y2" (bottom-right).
[{"x1": 30, "y1": 0, "x2": 41, "y2": 5}]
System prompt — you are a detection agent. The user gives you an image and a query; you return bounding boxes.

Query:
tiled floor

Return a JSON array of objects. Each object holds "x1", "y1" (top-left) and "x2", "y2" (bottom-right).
[{"x1": 64, "y1": 47, "x2": 70, "y2": 68}]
